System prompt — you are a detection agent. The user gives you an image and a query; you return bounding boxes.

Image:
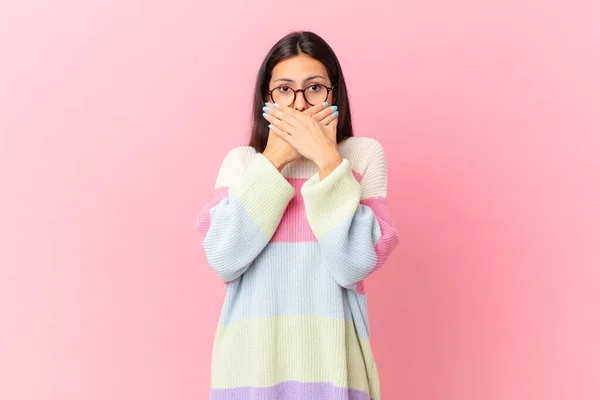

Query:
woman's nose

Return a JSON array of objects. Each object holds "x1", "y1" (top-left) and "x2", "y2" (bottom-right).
[{"x1": 292, "y1": 92, "x2": 309, "y2": 111}]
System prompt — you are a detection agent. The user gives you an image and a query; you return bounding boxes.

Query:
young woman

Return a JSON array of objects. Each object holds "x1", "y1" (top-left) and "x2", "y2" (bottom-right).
[{"x1": 196, "y1": 31, "x2": 399, "y2": 400}]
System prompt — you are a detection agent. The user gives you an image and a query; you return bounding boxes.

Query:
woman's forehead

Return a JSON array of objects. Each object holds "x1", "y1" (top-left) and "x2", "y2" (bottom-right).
[{"x1": 271, "y1": 55, "x2": 329, "y2": 82}]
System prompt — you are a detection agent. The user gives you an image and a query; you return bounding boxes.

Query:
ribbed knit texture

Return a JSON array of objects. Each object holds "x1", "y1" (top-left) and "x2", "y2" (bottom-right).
[{"x1": 196, "y1": 136, "x2": 399, "y2": 400}]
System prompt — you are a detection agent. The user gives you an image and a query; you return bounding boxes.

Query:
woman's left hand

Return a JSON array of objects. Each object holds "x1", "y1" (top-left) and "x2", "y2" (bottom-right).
[{"x1": 263, "y1": 104, "x2": 343, "y2": 178}]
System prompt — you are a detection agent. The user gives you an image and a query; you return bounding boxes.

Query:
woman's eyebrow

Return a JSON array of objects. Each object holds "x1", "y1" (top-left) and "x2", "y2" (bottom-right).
[
  {"x1": 273, "y1": 75, "x2": 327, "y2": 84},
  {"x1": 273, "y1": 77, "x2": 295, "y2": 83},
  {"x1": 303, "y1": 74, "x2": 326, "y2": 82}
]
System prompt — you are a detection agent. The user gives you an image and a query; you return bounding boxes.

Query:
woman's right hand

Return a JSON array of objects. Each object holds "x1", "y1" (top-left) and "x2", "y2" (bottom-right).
[{"x1": 262, "y1": 125, "x2": 301, "y2": 172}]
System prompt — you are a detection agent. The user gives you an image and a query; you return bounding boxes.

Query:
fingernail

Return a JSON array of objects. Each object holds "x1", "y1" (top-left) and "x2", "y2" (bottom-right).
[
  {"x1": 272, "y1": 103, "x2": 279, "y2": 108},
  {"x1": 333, "y1": 111, "x2": 339, "y2": 118},
  {"x1": 323, "y1": 102, "x2": 329, "y2": 107},
  {"x1": 263, "y1": 113, "x2": 268, "y2": 119},
  {"x1": 331, "y1": 105, "x2": 338, "y2": 112},
  {"x1": 262, "y1": 106, "x2": 268, "y2": 112},
  {"x1": 268, "y1": 124, "x2": 273, "y2": 129}
]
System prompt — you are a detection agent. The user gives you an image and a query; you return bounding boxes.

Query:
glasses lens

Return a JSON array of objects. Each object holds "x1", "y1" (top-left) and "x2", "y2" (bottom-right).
[
  {"x1": 271, "y1": 87, "x2": 295, "y2": 106},
  {"x1": 304, "y1": 84, "x2": 328, "y2": 105}
]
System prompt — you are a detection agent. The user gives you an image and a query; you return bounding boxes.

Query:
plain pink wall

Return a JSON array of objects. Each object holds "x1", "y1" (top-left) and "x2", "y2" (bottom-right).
[{"x1": 1, "y1": 0, "x2": 599, "y2": 399}]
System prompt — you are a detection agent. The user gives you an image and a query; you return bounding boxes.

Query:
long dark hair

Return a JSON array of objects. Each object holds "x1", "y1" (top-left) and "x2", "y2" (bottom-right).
[{"x1": 249, "y1": 31, "x2": 354, "y2": 152}]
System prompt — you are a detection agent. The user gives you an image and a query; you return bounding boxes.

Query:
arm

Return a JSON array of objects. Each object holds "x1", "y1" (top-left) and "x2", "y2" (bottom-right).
[
  {"x1": 196, "y1": 148, "x2": 295, "y2": 282},
  {"x1": 301, "y1": 140, "x2": 399, "y2": 291}
]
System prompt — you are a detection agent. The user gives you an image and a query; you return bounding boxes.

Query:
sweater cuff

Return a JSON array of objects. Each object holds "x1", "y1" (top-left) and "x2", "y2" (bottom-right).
[
  {"x1": 230, "y1": 153, "x2": 295, "y2": 238},
  {"x1": 301, "y1": 159, "x2": 361, "y2": 239}
]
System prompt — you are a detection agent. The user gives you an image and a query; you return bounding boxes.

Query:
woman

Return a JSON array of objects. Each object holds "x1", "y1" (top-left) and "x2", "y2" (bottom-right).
[{"x1": 196, "y1": 31, "x2": 399, "y2": 400}]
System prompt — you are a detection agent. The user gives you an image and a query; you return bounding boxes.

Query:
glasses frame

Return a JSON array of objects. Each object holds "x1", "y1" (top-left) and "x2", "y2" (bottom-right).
[{"x1": 268, "y1": 83, "x2": 334, "y2": 107}]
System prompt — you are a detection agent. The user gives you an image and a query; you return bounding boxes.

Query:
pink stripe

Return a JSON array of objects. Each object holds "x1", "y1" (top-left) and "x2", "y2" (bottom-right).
[
  {"x1": 271, "y1": 178, "x2": 316, "y2": 243},
  {"x1": 271, "y1": 170, "x2": 362, "y2": 243},
  {"x1": 196, "y1": 186, "x2": 229, "y2": 237},
  {"x1": 355, "y1": 280, "x2": 365, "y2": 294},
  {"x1": 356, "y1": 196, "x2": 399, "y2": 294},
  {"x1": 360, "y1": 196, "x2": 399, "y2": 268}
]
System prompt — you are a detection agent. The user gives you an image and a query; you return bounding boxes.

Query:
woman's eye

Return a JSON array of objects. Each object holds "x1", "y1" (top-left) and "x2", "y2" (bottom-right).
[
  {"x1": 308, "y1": 84, "x2": 321, "y2": 91},
  {"x1": 278, "y1": 86, "x2": 290, "y2": 93}
]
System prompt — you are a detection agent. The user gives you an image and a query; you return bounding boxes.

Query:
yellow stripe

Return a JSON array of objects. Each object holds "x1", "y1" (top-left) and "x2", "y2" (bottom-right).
[
  {"x1": 230, "y1": 154, "x2": 295, "y2": 238},
  {"x1": 301, "y1": 159, "x2": 361, "y2": 239},
  {"x1": 211, "y1": 315, "x2": 380, "y2": 398}
]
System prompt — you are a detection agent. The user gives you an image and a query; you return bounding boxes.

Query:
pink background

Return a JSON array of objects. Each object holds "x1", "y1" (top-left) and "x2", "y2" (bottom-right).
[{"x1": 1, "y1": 0, "x2": 599, "y2": 399}]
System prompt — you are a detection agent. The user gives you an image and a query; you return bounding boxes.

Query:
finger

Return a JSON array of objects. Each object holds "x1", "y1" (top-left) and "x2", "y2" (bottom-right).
[
  {"x1": 313, "y1": 106, "x2": 337, "y2": 124},
  {"x1": 325, "y1": 118, "x2": 338, "y2": 142},
  {"x1": 265, "y1": 105, "x2": 305, "y2": 128},
  {"x1": 320, "y1": 106, "x2": 340, "y2": 125},
  {"x1": 303, "y1": 102, "x2": 330, "y2": 118},
  {"x1": 263, "y1": 110, "x2": 296, "y2": 135},
  {"x1": 269, "y1": 124, "x2": 298, "y2": 147},
  {"x1": 327, "y1": 116, "x2": 339, "y2": 129},
  {"x1": 274, "y1": 105, "x2": 312, "y2": 126}
]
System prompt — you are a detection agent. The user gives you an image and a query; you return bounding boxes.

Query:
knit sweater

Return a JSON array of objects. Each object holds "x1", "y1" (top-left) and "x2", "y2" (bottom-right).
[{"x1": 196, "y1": 136, "x2": 399, "y2": 400}]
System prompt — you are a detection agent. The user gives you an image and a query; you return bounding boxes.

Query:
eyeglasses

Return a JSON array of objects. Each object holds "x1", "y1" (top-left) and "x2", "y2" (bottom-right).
[{"x1": 268, "y1": 84, "x2": 334, "y2": 107}]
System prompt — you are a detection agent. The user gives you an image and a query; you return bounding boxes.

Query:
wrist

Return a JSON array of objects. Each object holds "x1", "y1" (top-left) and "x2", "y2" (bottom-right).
[
  {"x1": 316, "y1": 151, "x2": 343, "y2": 179},
  {"x1": 262, "y1": 150, "x2": 287, "y2": 172}
]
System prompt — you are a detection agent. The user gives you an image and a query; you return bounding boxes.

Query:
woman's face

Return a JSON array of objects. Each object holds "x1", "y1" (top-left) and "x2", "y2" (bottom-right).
[{"x1": 267, "y1": 54, "x2": 333, "y2": 112}]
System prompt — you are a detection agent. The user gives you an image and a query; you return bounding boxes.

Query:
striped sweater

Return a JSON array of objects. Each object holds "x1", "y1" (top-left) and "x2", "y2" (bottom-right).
[{"x1": 196, "y1": 136, "x2": 399, "y2": 400}]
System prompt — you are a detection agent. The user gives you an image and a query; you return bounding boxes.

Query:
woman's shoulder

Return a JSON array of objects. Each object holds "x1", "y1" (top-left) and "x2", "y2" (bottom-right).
[
  {"x1": 213, "y1": 146, "x2": 257, "y2": 186},
  {"x1": 223, "y1": 145, "x2": 257, "y2": 158},
  {"x1": 340, "y1": 135, "x2": 381, "y2": 146},
  {"x1": 338, "y1": 136, "x2": 386, "y2": 170},
  {"x1": 339, "y1": 136, "x2": 385, "y2": 155},
  {"x1": 219, "y1": 145, "x2": 257, "y2": 167}
]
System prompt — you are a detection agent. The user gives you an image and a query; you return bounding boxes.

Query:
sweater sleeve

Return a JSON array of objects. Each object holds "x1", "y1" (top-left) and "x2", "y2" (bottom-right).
[
  {"x1": 196, "y1": 148, "x2": 295, "y2": 282},
  {"x1": 301, "y1": 140, "x2": 399, "y2": 291}
]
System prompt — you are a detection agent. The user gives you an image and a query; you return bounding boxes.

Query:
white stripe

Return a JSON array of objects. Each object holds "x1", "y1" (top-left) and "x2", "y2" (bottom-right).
[
  {"x1": 214, "y1": 147, "x2": 257, "y2": 188},
  {"x1": 213, "y1": 137, "x2": 388, "y2": 199}
]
